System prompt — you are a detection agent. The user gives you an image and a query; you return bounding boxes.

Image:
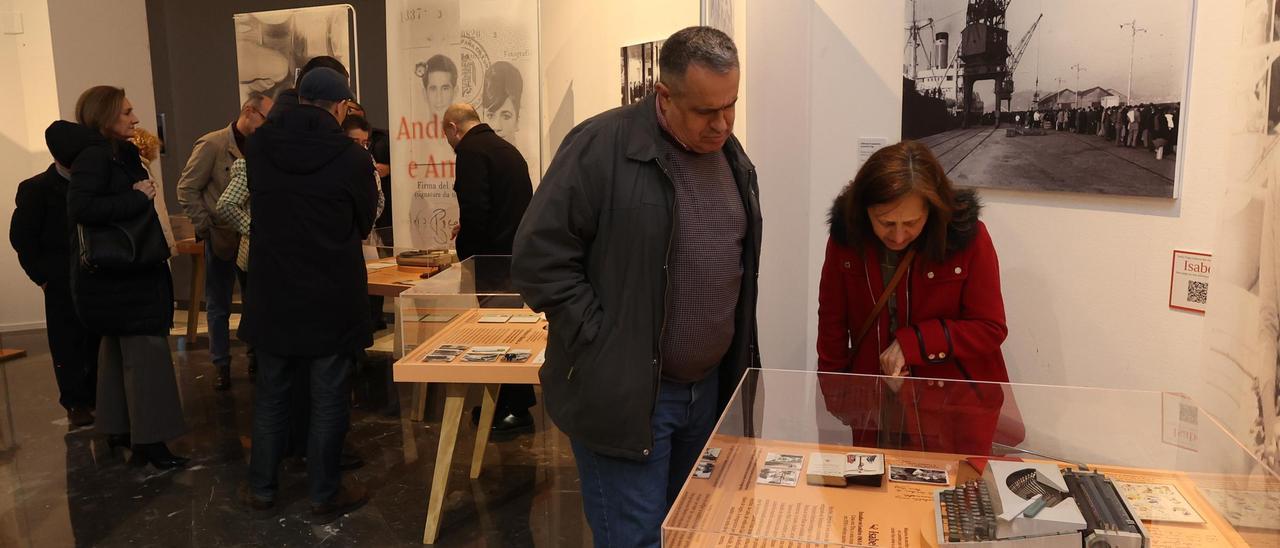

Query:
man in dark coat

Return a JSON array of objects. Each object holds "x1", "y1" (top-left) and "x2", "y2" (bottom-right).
[
  {"x1": 511, "y1": 27, "x2": 762, "y2": 545},
  {"x1": 240, "y1": 67, "x2": 378, "y2": 524},
  {"x1": 443, "y1": 103, "x2": 535, "y2": 432},
  {"x1": 9, "y1": 121, "x2": 101, "y2": 426}
]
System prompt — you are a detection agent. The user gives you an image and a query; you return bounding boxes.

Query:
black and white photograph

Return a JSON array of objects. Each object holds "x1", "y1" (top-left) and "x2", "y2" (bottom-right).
[
  {"x1": 693, "y1": 460, "x2": 715, "y2": 479},
  {"x1": 889, "y1": 465, "x2": 950, "y2": 486},
  {"x1": 701, "y1": 0, "x2": 734, "y2": 38},
  {"x1": 621, "y1": 39, "x2": 665, "y2": 105},
  {"x1": 701, "y1": 447, "x2": 722, "y2": 461},
  {"x1": 233, "y1": 5, "x2": 357, "y2": 107},
  {"x1": 502, "y1": 349, "x2": 533, "y2": 363},
  {"x1": 756, "y1": 467, "x2": 800, "y2": 487},
  {"x1": 901, "y1": 0, "x2": 1193, "y2": 198},
  {"x1": 763, "y1": 453, "x2": 804, "y2": 469}
]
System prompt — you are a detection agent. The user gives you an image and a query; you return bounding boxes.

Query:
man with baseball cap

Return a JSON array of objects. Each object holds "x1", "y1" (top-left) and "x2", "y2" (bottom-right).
[{"x1": 239, "y1": 67, "x2": 379, "y2": 523}]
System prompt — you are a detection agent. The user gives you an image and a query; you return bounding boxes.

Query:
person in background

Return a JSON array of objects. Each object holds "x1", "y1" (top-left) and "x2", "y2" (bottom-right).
[
  {"x1": 511, "y1": 27, "x2": 761, "y2": 546},
  {"x1": 239, "y1": 68, "x2": 377, "y2": 524},
  {"x1": 343, "y1": 114, "x2": 389, "y2": 331},
  {"x1": 131, "y1": 127, "x2": 177, "y2": 257},
  {"x1": 817, "y1": 140, "x2": 1008, "y2": 455},
  {"x1": 68, "y1": 85, "x2": 187, "y2": 469},
  {"x1": 176, "y1": 93, "x2": 273, "y2": 390},
  {"x1": 9, "y1": 121, "x2": 102, "y2": 427},
  {"x1": 345, "y1": 102, "x2": 394, "y2": 328},
  {"x1": 443, "y1": 102, "x2": 535, "y2": 433}
]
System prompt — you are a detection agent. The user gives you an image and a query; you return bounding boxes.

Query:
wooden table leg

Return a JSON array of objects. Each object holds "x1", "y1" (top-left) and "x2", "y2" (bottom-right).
[
  {"x1": 185, "y1": 250, "x2": 206, "y2": 343},
  {"x1": 470, "y1": 384, "x2": 500, "y2": 479},
  {"x1": 412, "y1": 383, "x2": 429, "y2": 422},
  {"x1": 423, "y1": 383, "x2": 468, "y2": 544}
]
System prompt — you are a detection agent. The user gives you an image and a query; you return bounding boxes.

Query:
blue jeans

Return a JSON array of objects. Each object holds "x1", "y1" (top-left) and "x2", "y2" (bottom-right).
[
  {"x1": 203, "y1": 243, "x2": 240, "y2": 367},
  {"x1": 249, "y1": 352, "x2": 353, "y2": 504},
  {"x1": 571, "y1": 370, "x2": 719, "y2": 548}
]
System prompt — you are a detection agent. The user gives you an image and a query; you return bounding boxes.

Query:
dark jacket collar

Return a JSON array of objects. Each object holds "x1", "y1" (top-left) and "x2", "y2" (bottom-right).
[
  {"x1": 624, "y1": 94, "x2": 754, "y2": 172},
  {"x1": 457, "y1": 123, "x2": 495, "y2": 148}
]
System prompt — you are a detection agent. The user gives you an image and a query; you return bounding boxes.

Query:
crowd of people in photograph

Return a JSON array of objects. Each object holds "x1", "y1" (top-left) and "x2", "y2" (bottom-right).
[{"x1": 1010, "y1": 102, "x2": 1181, "y2": 159}]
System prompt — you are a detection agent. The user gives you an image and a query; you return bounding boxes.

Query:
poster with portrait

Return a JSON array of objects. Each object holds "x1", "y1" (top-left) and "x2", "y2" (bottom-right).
[
  {"x1": 387, "y1": 0, "x2": 540, "y2": 249},
  {"x1": 233, "y1": 5, "x2": 359, "y2": 107}
]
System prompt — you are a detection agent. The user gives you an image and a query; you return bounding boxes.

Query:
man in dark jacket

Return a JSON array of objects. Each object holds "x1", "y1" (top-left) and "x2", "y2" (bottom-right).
[
  {"x1": 240, "y1": 67, "x2": 377, "y2": 524},
  {"x1": 9, "y1": 121, "x2": 101, "y2": 427},
  {"x1": 511, "y1": 27, "x2": 761, "y2": 546},
  {"x1": 443, "y1": 103, "x2": 535, "y2": 432}
]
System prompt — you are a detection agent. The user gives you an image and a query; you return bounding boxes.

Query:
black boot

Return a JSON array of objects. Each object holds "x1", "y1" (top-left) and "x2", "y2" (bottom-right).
[
  {"x1": 129, "y1": 442, "x2": 189, "y2": 470},
  {"x1": 214, "y1": 364, "x2": 231, "y2": 391},
  {"x1": 107, "y1": 433, "x2": 131, "y2": 451}
]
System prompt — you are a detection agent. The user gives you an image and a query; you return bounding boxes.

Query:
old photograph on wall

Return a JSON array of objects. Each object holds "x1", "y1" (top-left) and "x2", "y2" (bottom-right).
[
  {"x1": 233, "y1": 4, "x2": 358, "y2": 107},
  {"x1": 621, "y1": 39, "x2": 664, "y2": 106},
  {"x1": 901, "y1": 0, "x2": 1193, "y2": 198},
  {"x1": 701, "y1": 0, "x2": 734, "y2": 38},
  {"x1": 1201, "y1": 0, "x2": 1280, "y2": 473}
]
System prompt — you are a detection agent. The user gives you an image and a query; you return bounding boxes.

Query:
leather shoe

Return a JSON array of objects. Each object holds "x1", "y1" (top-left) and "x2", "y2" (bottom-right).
[
  {"x1": 311, "y1": 483, "x2": 369, "y2": 524},
  {"x1": 129, "y1": 442, "x2": 189, "y2": 470},
  {"x1": 491, "y1": 410, "x2": 534, "y2": 434},
  {"x1": 339, "y1": 451, "x2": 365, "y2": 471},
  {"x1": 107, "y1": 433, "x2": 131, "y2": 451},
  {"x1": 67, "y1": 407, "x2": 95, "y2": 427},
  {"x1": 214, "y1": 366, "x2": 231, "y2": 391},
  {"x1": 238, "y1": 484, "x2": 275, "y2": 518}
]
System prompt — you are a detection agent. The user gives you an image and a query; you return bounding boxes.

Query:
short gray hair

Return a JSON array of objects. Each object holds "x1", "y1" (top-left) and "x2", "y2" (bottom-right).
[{"x1": 659, "y1": 26, "x2": 738, "y2": 92}]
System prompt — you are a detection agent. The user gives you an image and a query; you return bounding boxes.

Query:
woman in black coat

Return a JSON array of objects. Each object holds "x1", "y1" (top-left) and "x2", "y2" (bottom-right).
[{"x1": 67, "y1": 86, "x2": 187, "y2": 469}]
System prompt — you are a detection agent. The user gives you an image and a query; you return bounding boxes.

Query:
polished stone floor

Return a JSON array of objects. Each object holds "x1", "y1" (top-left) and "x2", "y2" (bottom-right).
[{"x1": 0, "y1": 329, "x2": 590, "y2": 547}]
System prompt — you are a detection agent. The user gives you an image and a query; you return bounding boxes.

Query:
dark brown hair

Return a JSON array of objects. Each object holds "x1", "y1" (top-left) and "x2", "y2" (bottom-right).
[
  {"x1": 75, "y1": 85, "x2": 126, "y2": 138},
  {"x1": 841, "y1": 140, "x2": 961, "y2": 262}
]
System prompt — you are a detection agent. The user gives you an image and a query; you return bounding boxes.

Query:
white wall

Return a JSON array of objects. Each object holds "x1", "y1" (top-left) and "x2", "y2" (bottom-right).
[
  {"x1": 0, "y1": 0, "x2": 60, "y2": 332},
  {"x1": 746, "y1": 1, "x2": 1238, "y2": 404},
  {"x1": 0, "y1": 0, "x2": 157, "y2": 332},
  {"x1": 538, "y1": 0, "x2": 700, "y2": 160}
]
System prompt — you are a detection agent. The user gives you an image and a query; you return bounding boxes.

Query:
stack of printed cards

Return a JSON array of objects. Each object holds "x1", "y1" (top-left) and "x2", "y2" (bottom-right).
[
  {"x1": 806, "y1": 452, "x2": 885, "y2": 487},
  {"x1": 692, "y1": 448, "x2": 721, "y2": 479},
  {"x1": 757, "y1": 453, "x2": 803, "y2": 487},
  {"x1": 888, "y1": 464, "x2": 950, "y2": 486},
  {"x1": 461, "y1": 346, "x2": 509, "y2": 362},
  {"x1": 425, "y1": 344, "x2": 469, "y2": 362}
]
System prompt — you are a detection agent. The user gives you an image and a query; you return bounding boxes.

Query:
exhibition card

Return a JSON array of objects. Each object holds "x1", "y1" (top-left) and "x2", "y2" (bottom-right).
[
  {"x1": 1115, "y1": 481, "x2": 1204, "y2": 524},
  {"x1": 757, "y1": 467, "x2": 800, "y2": 487},
  {"x1": 478, "y1": 314, "x2": 512, "y2": 323}
]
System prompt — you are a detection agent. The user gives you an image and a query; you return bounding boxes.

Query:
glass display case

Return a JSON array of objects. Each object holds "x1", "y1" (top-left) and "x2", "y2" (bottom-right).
[
  {"x1": 393, "y1": 255, "x2": 543, "y2": 384},
  {"x1": 663, "y1": 368, "x2": 1280, "y2": 547}
]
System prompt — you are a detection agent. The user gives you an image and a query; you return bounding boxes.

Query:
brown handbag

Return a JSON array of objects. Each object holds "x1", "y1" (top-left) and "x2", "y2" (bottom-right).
[{"x1": 850, "y1": 247, "x2": 916, "y2": 354}]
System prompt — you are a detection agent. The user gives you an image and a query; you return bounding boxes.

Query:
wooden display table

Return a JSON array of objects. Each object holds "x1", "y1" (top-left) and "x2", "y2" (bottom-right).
[
  {"x1": 365, "y1": 257, "x2": 444, "y2": 298},
  {"x1": 664, "y1": 435, "x2": 1262, "y2": 547},
  {"x1": 393, "y1": 307, "x2": 546, "y2": 544}
]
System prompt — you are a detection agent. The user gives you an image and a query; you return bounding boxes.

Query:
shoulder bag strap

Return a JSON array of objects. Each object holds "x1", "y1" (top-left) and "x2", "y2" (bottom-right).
[{"x1": 851, "y1": 247, "x2": 916, "y2": 354}]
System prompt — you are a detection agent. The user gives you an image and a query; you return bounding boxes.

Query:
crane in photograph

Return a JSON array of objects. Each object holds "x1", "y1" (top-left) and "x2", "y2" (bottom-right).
[
  {"x1": 994, "y1": 13, "x2": 1042, "y2": 115},
  {"x1": 958, "y1": 0, "x2": 1012, "y2": 128}
]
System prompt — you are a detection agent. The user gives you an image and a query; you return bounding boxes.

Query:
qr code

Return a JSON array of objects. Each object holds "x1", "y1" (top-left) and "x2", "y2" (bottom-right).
[{"x1": 1186, "y1": 280, "x2": 1208, "y2": 305}]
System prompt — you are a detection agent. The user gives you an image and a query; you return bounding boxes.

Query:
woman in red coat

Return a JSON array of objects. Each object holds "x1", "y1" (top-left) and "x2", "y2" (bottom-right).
[{"x1": 817, "y1": 140, "x2": 1008, "y2": 456}]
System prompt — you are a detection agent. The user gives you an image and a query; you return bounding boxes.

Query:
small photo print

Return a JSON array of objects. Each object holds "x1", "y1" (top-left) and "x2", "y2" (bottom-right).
[
  {"x1": 503, "y1": 349, "x2": 533, "y2": 362},
  {"x1": 693, "y1": 459, "x2": 715, "y2": 479},
  {"x1": 701, "y1": 447, "x2": 722, "y2": 461},
  {"x1": 479, "y1": 314, "x2": 512, "y2": 323},
  {"x1": 462, "y1": 353, "x2": 500, "y2": 363},
  {"x1": 757, "y1": 467, "x2": 800, "y2": 487},
  {"x1": 437, "y1": 344, "x2": 469, "y2": 353},
  {"x1": 533, "y1": 350, "x2": 546, "y2": 364},
  {"x1": 425, "y1": 352, "x2": 456, "y2": 363},
  {"x1": 763, "y1": 453, "x2": 804, "y2": 470},
  {"x1": 888, "y1": 465, "x2": 949, "y2": 486}
]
